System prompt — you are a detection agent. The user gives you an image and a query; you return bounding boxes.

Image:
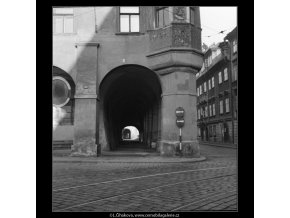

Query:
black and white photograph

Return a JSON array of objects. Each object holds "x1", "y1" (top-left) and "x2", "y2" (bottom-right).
[{"x1": 52, "y1": 6, "x2": 238, "y2": 213}]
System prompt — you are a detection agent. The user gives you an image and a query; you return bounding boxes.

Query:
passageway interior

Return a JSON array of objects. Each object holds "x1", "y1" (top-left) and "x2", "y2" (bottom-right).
[{"x1": 100, "y1": 65, "x2": 161, "y2": 150}]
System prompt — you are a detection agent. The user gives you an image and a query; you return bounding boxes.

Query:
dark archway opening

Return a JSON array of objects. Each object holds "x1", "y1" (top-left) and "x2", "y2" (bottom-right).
[{"x1": 100, "y1": 65, "x2": 161, "y2": 151}]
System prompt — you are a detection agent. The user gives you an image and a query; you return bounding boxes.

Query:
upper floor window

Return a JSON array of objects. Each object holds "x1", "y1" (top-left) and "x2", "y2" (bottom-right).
[
  {"x1": 232, "y1": 63, "x2": 238, "y2": 81},
  {"x1": 204, "y1": 82, "x2": 207, "y2": 92},
  {"x1": 209, "y1": 105, "x2": 212, "y2": 117},
  {"x1": 212, "y1": 77, "x2": 215, "y2": 88},
  {"x1": 233, "y1": 39, "x2": 237, "y2": 53},
  {"x1": 53, "y1": 8, "x2": 74, "y2": 34},
  {"x1": 200, "y1": 85, "x2": 203, "y2": 95},
  {"x1": 205, "y1": 106, "x2": 208, "y2": 117},
  {"x1": 218, "y1": 72, "x2": 222, "y2": 84},
  {"x1": 224, "y1": 68, "x2": 228, "y2": 81},
  {"x1": 120, "y1": 7, "x2": 140, "y2": 32},
  {"x1": 220, "y1": 100, "x2": 223, "y2": 114},
  {"x1": 197, "y1": 87, "x2": 199, "y2": 96},
  {"x1": 225, "y1": 98, "x2": 230, "y2": 113},
  {"x1": 213, "y1": 103, "x2": 216, "y2": 116},
  {"x1": 208, "y1": 79, "x2": 211, "y2": 90},
  {"x1": 189, "y1": 7, "x2": 195, "y2": 24},
  {"x1": 156, "y1": 7, "x2": 170, "y2": 28},
  {"x1": 208, "y1": 55, "x2": 212, "y2": 66}
]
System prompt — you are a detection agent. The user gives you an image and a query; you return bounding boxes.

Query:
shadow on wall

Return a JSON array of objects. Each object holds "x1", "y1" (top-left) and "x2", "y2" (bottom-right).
[{"x1": 53, "y1": 7, "x2": 162, "y2": 153}]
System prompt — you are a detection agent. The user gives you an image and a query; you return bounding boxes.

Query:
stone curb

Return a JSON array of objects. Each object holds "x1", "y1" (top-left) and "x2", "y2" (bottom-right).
[{"x1": 53, "y1": 156, "x2": 206, "y2": 163}]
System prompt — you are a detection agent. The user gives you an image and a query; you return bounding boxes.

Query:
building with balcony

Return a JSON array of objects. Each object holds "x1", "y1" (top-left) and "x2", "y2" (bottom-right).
[
  {"x1": 196, "y1": 27, "x2": 237, "y2": 146},
  {"x1": 52, "y1": 6, "x2": 204, "y2": 156}
]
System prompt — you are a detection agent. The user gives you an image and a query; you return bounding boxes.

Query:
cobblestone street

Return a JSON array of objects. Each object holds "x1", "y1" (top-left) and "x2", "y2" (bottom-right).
[{"x1": 52, "y1": 145, "x2": 237, "y2": 212}]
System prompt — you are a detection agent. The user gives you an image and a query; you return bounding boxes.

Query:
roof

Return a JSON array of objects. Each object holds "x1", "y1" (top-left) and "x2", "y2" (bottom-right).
[{"x1": 224, "y1": 26, "x2": 237, "y2": 41}]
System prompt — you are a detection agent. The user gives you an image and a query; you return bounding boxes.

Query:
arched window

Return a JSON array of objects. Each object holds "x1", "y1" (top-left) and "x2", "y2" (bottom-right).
[{"x1": 53, "y1": 76, "x2": 74, "y2": 125}]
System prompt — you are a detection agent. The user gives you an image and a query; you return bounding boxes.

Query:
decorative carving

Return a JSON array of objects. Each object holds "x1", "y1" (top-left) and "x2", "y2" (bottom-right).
[
  {"x1": 173, "y1": 7, "x2": 186, "y2": 22},
  {"x1": 173, "y1": 24, "x2": 191, "y2": 47},
  {"x1": 149, "y1": 27, "x2": 169, "y2": 41},
  {"x1": 149, "y1": 23, "x2": 197, "y2": 51}
]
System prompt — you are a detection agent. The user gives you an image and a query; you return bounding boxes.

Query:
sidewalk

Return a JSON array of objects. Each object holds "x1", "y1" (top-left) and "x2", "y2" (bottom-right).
[
  {"x1": 53, "y1": 150, "x2": 206, "y2": 163},
  {"x1": 199, "y1": 141, "x2": 237, "y2": 149}
]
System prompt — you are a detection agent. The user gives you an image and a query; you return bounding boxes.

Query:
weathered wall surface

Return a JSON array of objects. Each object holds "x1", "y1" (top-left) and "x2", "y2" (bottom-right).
[
  {"x1": 53, "y1": 6, "x2": 203, "y2": 156},
  {"x1": 53, "y1": 126, "x2": 74, "y2": 141}
]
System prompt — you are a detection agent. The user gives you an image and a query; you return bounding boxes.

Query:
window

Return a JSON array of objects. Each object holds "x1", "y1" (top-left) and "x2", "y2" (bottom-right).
[
  {"x1": 232, "y1": 64, "x2": 238, "y2": 81},
  {"x1": 220, "y1": 100, "x2": 223, "y2": 114},
  {"x1": 120, "y1": 7, "x2": 140, "y2": 32},
  {"x1": 225, "y1": 98, "x2": 230, "y2": 113},
  {"x1": 205, "y1": 106, "x2": 208, "y2": 117},
  {"x1": 53, "y1": 8, "x2": 74, "y2": 34},
  {"x1": 156, "y1": 7, "x2": 170, "y2": 28},
  {"x1": 218, "y1": 72, "x2": 222, "y2": 84},
  {"x1": 197, "y1": 87, "x2": 199, "y2": 96},
  {"x1": 216, "y1": 48, "x2": 221, "y2": 56},
  {"x1": 204, "y1": 58, "x2": 208, "y2": 68},
  {"x1": 209, "y1": 105, "x2": 212, "y2": 117},
  {"x1": 208, "y1": 55, "x2": 212, "y2": 66},
  {"x1": 204, "y1": 82, "x2": 207, "y2": 92},
  {"x1": 213, "y1": 103, "x2": 216, "y2": 116},
  {"x1": 200, "y1": 85, "x2": 203, "y2": 95},
  {"x1": 53, "y1": 77, "x2": 71, "y2": 107},
  {"x1": 53, "y1": 76, "x2": 74, "y2": 125},
  {"x1": 212, "y1": 77, "x2": 215, "y2": 88},
  {"x1": 233, "y1": 39, "x2": 237, "y2": 53},
  {"x1": 189, "y1": 7, "x2": 195, "y2": 24},
  {"x1": 224, "y1": 68, "x2": 228, "y2": 81},
  {"x1": 208, "y1": 79, "x2": 211, "y2": 90},
  {"x1": 198, "y1": 109, "x2": 200, "y2": 119}
]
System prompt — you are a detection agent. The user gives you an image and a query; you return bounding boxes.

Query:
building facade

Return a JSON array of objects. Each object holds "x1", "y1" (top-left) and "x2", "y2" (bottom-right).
[
  {"x1": 53, "y1": 6, "x2": 204, "y2": 156},
  {"x1": 196, "y1": 27, "x2": 237, "y2": 146}
]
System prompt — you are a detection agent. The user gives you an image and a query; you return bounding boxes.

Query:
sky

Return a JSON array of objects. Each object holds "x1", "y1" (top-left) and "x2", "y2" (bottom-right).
[{"x1": 200, "y1": 7, "x2": 237, "y2": 47}]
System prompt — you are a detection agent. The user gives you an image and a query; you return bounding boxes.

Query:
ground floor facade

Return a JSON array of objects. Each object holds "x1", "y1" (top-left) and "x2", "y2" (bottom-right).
[{"x1": 197, "y1": 119, "x2": 238, "y2": 145}]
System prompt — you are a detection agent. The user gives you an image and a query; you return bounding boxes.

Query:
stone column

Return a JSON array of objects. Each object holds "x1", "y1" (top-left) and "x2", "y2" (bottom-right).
[
  {"x1": 71, "y1": 42, "x2": 99, "y2": 156},
  {"x1": 158, "y1": 67, "x2": 200, "y2": 157},
  {"x1": 147, "y1": 6, "x2": 203, "y2": 157}
]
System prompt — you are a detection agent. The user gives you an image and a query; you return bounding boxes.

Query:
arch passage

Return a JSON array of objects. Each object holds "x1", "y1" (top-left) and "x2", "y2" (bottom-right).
[{"x1": 100, "y1": 65, "x2": 162, "y2": 150}]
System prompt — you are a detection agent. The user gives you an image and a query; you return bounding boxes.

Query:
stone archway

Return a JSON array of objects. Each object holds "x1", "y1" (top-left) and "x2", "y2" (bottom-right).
[{"x1": 99, "y1": 64, "x2": 162, "y2": 151}]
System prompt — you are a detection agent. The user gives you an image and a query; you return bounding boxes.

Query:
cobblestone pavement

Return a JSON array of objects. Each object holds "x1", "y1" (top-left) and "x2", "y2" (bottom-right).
[{"x1": 52, "y1": 145, "x2": 237, "y2": 212}]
